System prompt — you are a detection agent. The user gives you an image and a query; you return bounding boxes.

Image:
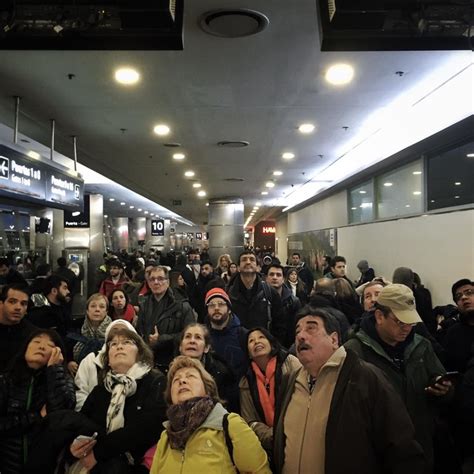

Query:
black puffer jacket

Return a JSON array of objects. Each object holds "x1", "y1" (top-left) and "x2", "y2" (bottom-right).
[{"x1": 0, "y1": 365, "x2": 75, "y2": 474}]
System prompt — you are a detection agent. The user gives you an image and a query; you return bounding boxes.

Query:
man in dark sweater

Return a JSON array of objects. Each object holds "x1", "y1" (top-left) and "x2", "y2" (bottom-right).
[{"x1": 0, "y1": 283, "x2": 36, "y2": 372}]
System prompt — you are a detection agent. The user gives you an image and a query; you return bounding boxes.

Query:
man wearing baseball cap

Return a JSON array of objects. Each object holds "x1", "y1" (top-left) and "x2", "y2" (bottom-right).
[{"x1": 345, "y1": 283, "x2": 451, "y2": 472}]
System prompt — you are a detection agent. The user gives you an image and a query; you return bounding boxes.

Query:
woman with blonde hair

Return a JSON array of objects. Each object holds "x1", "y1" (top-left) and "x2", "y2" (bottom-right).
[
  {"x1": 216, "y1": 254, "x2": 232, "y2": 277},
  {"x1": 150, "y1": 356, "x2": 271, "y2": 474}
]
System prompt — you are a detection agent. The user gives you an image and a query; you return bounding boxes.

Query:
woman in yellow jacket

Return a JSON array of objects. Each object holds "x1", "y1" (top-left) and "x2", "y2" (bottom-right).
[{"x1": 150, "y1": 356, "x2": 271, "y2": 474}]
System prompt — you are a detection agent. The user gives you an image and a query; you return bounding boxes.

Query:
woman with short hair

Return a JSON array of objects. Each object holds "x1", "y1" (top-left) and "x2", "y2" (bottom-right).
[{"x1": 150, "y1": 356, "x2": 271, "y2": 474}]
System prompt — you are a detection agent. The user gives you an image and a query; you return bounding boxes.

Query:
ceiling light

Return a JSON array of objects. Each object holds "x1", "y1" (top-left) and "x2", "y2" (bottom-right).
[
  {"x1": 413, "y1": 191, "x2": 422, "y2": 195},
  {"x1": 298, "y1": 123, "x2": 315, "y2": 134},
  {"x1": 104, "y1": 214, "x2": 108, "y2": 218},
  {"x1": 173, "y1": 153, "x2": 185, "y2": 160},
  {"x1": 193, "y1": 183, "x2": 202, "y2": 188},
  {"x1": 467, "y1": 153, "x2": 474, "y2": 158},
  {"x1": 153, "y1": 124, "x2": 170, "y2": 136},
  {"x1": 150, "y1": 213, "x2": 154, "y2": 216},
  {"x1": 120, "y1": 202, "x2": 126, "y2": 205},
  {"x1": 144, "y1": 211, "x2": 149, "y2": 214},
  {"x1": 405, "y1": 204, "x2": 411, "y2": 208},
  {"x1": 206, "y1": 202, "x2": 209, "y2": 207},
  {"x1": 455, "y1": 182, "x2": 461, "y2": 185},
  {"x1": 261, "y1": 191, "x2": 268, "y2": 195},
  {"x1": 27, "y1": 150, "x2": 40, "y2": 160},
  {"x1": 359, "y1": 190, "x2": 367, "y2": 194},
  {"x1": 430, "y1": 200, "x2": 435, "y2": 203},
  {"x1": 282, "y1": 152, "x2": 295, "y2": 160},
  {"x1": 114, "y1": 67, "x2": 140, "y2": 85},
  {"x1": 197, "y1": 190, "x2": 206, "y2": 197},
  {"x1": 184, "y1": 171, "x2": 195, "y2": 177},
  {"x1": 454, "y1": 195, "x2": 460, "y2": 199},
  {"x1": 273, "y1": 170, "x2": 283, "y2": 176},
  {"x1": 256, "y1": 201, "x2": 262, "y2": 206},
  {"x1": 265, "y1": 181, "x2": 275, "y2": 188},
  {"x1": 413, "y1": 171, "x2": 422, "y2": 175},
  {"x1": 109, "y1": 198, "x2": 115, "y2": 202},
  {"x1": 137, "y1": 208, "x2": 142, "y2": 212},
  {"x1": 383, "y1": 182, "x2": 393, "y2": 187},
  {"x1": 325, "y1": 63, "x2": 354, "y2": 85},
  {"x1": 351, "y1": 207, "x2": 357, "y2": 210}
]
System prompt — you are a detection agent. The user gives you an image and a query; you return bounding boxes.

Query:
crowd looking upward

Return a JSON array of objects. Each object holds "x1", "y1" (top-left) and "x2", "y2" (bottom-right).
[{"x1": 0, "y1": 246, "x2": 472, "y2": 473}]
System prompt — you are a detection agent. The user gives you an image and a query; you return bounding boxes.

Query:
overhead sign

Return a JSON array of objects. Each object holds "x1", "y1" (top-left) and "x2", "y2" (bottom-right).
[
  {"x1": 262, "y1": 226, "x2": 276, "y2": 234},
  {"x1": 151, "y1": 219, "x2": 165, "y2": 236},
  {"x1": 0, "y1": 144, "x2": 84, "y2": 210},
  {"x1": 64, "y1": 194, "x2": 90, "y2": 228},
  {"x1": 195, "y1": 232, "x2": 202, "y2": 240}
]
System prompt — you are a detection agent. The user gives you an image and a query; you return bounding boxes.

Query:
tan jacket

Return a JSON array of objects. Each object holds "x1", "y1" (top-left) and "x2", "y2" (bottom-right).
[{"x1": 239, "y1": 354, "x2": 301, "y2": 452}]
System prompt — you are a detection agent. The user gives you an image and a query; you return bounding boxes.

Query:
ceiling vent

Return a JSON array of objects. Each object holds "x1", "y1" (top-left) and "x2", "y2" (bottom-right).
[
  {"x1": 200, "y1": 9, "x2": 269, "y2": 38},
  {"x1": 223, "y1": 178, "x2": 245, "y2": 182},
  {"x1": 217, "y1": 140, "x2": 249, "y2": 148},
  {"x1": 163, "y1": 142, "x2": 181, "y2": 147}
]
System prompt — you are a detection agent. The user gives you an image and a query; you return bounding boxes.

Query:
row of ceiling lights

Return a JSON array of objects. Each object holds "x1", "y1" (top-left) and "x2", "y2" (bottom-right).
[{"x1": 105, "y1": 197, "x2": 158, "y2": 219}]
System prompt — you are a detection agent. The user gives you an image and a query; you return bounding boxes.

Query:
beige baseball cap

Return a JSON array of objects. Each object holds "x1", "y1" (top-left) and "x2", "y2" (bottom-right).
[{"x1": 377, "y1": 284, "x2": 422, "y2": 324}]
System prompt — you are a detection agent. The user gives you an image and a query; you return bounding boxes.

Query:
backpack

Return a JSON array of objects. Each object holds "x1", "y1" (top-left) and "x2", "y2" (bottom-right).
[{"x1": 223, "y1": 413, "x2": 239, "y2": 472}]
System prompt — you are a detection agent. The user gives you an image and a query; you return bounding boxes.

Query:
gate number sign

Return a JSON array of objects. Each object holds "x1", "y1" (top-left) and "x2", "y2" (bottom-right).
[{"x1": 151, "y1": 219, "x2": 165, "y2": 236}]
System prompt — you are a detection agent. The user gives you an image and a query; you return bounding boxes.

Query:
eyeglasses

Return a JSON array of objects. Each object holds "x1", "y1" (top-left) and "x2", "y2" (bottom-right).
[
  {"x1": 108, "y1": 339, "x2": 137, "y2": 349},
  {"x1": 388, "y1": 315, "x2": 417, "y2": 328},
  {"x1": 149, "y1": 276, "x2": 169, "y2": 283},
  {"x1": 206, "y1": 301, "x2": 227, "y2": 309},
  {"x1": 454, "y1": 288, "x2": 473, "y2": 302}
]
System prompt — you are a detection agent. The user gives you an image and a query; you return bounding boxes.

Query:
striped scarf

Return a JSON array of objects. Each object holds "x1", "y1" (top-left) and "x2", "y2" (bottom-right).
[{"x1": 73, "y1": 315, "x2": 112, "y2": 361}]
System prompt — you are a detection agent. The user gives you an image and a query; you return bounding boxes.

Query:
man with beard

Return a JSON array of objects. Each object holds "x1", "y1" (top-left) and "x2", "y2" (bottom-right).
[
  {"x1": 274, "y1": 305, "x2": 425, "y2": 474},
  {"x1": 228, "y1": 251, "x2": 285, "y2": 345},
  {"x1": 28, "y1": 275, "x2": 71, "y2": 340},
  {"x1": 193, "y1": 260, "x2": 225, "y2": 323},
  {"x1": 344, "y1": 284, "x2": 450, "y2": 472},
  {"x1": 99, "y1": 259, "x2": 128, "y2": 299}
]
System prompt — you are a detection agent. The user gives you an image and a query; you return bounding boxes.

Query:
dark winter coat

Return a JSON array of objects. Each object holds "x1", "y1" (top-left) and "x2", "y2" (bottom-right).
[
  {"x1": 441, "y1": 318, "x2": 474, "y2": 373},
  {"x1": 280, "y1": 286, "x2": 302, "y2": 347},
  {"x1": 80, "y1": 370, "x2": 167, "y2": 466},
  {"x1": 228, "y1": 276, "x2": 286, "y2": 346},
  {"x1": 0, "y1": 320, "x2": 36, "y2": 373},
  {"x1": 0, "y1": 365, "x2": 75, "y2": 474},
  {"x1": 273, "y1": 349, "x2": 426, "y2": 474}
]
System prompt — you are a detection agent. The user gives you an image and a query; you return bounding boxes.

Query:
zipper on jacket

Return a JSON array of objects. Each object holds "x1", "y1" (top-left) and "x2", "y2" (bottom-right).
[{"x1": 180, "y1": 448, "x2": 185, "y2": 474}]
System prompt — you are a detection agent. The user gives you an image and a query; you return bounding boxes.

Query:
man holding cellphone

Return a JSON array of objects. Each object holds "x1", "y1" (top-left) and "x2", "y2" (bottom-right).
[{"x1": 345, "y1": 284, "x2": 451, "y2": 473}]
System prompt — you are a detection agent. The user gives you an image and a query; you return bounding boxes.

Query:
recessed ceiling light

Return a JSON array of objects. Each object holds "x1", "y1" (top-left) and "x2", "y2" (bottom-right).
[
  {"x1": 325, "y1": 63, "x2": 354, "y2": 85},
  {"x1": 351, "y1": 207, "x2": 357, "y2": 210},
  {"x1": 138, "y1": 208, "x2": 142, "y2": 211},
  {"x1": 282, "y1": 152, "x2": 295, "y2": 160},
  {"x1": 193, "y1": 183, "x2": 202, "y2": 188},
  {"x1": 206, "y1": 202, "x2": 209, "y2": 206},
  {"x1": 256, "y1": 201, "x2": 262, "y2": 206},
  {"x1": 298, "y1": 123, "x2": 315, "y2": 134},
  {"x1": 383, "y1": 182, "x2": 393, "y2": 187},
  {"x1": 150, "y1": 213, "x2": 154, "y2": 216},
  {"x1": 261, "y1": 191, "x2": 268, "y2": 195},
  {"x1": 104, "y1": 214, "x2": 108, "y2": 218},
  {"x1": 129, "y1": 205, "x2": 134, "y2": 209},
  {"x1": 467, "y1": 153, "x2": 474, "y2": 158},
  {"x1": 144, "y1": 211, "x2": 149, "y2": 214},
  {"x1": 27, "y1": 150, "x2": 40, "y2": 160},
  {"x1": 120, "y1": 202, "x2": 126, "y2": 205},
  {"x1": 109, "y1": 198, "x2": 115, "y2": 202},
  {"x1": 114, "y1": 67, "x2": 140, "y2": 85},
  {"x1": 405, "y1": 204, "x2": 411, "y2": 208},
  {"x1": 413, "y1": 191, "x2": 422, "y2": 195},
  {"x1": 153, "y1": 124, "x2": 170, "y2": 136},
  {"x1": 454, "y1": 195, "x2": 460, "y2": 199},
  {"x1": 173, "y1": 153, "x2": 185, "y2": 160},
  {"x1": 184, "y1": 171, "x2": 195, "y2": 177},
  {"x1": 430, "y1": 200, "x2": 435, "y2": 203},
  {"x1": 413, "y1": 171, "x2": 422, "y2": 175},
  {"x1": 273, "y1": 170, "x2": 283, "y2": 176},
  {"x1": 455, "y1": 182, "x2": 461, "y2": 185},
  {"x1": 265, "y1": 181, "x2": 275, "y2": 188},
  {"x1": 197, "y1": 190, "x2": 206, "y2": 197},
  {"x1": 359, "y1": 190, "x2": 367, "y2": 194}
]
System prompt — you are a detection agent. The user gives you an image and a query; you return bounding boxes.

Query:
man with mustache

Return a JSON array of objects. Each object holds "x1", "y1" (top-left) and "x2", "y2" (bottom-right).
[
  {"x1": 273, "y1": 305, "x2": 425, "y2": 474},
  {"x1": 0, "y1": 283, "x2": 36, "y2": 372}
]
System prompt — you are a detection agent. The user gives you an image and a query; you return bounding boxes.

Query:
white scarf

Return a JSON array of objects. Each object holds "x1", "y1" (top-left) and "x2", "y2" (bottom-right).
[
  {"x1": 103, "y1": 362, "x2": 151, "y2": 433},
  {"x1": 289, "y1": 280, "x2": 298, "y2": 296}
]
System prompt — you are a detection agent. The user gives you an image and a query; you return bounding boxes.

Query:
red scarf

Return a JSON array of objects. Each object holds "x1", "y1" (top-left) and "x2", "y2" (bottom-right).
[
  {"x1": 251, "y1": 356, "x2": 277, "y2": 427},
  {"x1": 111, "y1": 303, "x2": 136, "y2": 323}
]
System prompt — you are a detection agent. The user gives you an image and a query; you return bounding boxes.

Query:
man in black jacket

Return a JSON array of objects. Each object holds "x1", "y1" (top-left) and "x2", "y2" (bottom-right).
[
  {"x1": 0, "y1": 283, "x2": 35, "y2": 372},
  {"x1": 289, "y1": 252, "x2": 314, "y2": 296},
  {"x1": 228, "y1": 251, "x2": 286, "y2": 346}
]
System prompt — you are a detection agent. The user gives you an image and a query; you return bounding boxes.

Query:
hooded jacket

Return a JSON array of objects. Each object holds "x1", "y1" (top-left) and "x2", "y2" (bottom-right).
[
  {"x1": 150, "y1": 402, "x2": 271, "y2": 474},
  {"x1": 344, "y1": 316, "x2": 449, "y2": 470}
]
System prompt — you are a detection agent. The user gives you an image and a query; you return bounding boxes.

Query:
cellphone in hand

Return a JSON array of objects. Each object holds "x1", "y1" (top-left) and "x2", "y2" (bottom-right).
[
  {"x1": 429, "y1": 371, "x2": 460, "y2": 388},
  {"x1": 73, "y1": 432, "x2": 98, "y2": 444}
]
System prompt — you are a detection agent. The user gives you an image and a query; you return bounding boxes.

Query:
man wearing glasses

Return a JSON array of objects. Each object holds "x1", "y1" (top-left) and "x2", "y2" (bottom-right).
[
  {"x1": 344, "y1": 284, "x2": 451, "y2": 472},
  {"x1": 137, "y1": 265, "x2": 195, "y2": 372}
]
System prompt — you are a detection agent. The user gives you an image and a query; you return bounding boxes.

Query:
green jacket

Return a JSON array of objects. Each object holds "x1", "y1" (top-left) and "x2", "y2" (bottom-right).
[{"x1": 344, "y1": 330, "x2": 449, "y2": 470}]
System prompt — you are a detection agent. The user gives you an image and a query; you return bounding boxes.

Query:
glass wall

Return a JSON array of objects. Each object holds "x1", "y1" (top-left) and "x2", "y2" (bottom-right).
[
  {"x1": 348, "y1": 180, "x2": 374, "y2": 223},
  {"x1": 376, "y1": 160, "x2": 424, "y2": 219},
  {"x1": 428, "y1": 140, "x2": 474, "y2": 211}
]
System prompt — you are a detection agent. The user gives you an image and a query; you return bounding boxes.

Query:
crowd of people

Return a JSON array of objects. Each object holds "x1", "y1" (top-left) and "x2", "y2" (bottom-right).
[{"x1": 0, "y1": 248, "x2": 473, "y2": 473}]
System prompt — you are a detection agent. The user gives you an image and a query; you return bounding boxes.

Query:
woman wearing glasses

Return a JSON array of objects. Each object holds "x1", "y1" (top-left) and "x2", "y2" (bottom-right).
[{"x1": 68, "y1": 325, "x2": 167, "y2": 473}]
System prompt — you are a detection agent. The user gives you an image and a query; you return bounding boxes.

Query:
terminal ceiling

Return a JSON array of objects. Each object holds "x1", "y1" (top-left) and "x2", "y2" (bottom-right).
[{"x1": 0, "y1": 0, "x2": 471, "y2": 226}]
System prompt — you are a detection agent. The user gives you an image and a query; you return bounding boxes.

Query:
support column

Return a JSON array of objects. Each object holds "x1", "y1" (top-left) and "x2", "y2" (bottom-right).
[
  {"x1": 111, "y1": 217, "x2": 129, "y2": 251},
  {"x1": 88, "y1": 194, "x2": 105, "y2": 294},
  {"x1": 208, "y1": 198, "x2": 244, "y2": 265},
  {"x1": 50, "y1": 208, "x2": 65, "y2": 267}
]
